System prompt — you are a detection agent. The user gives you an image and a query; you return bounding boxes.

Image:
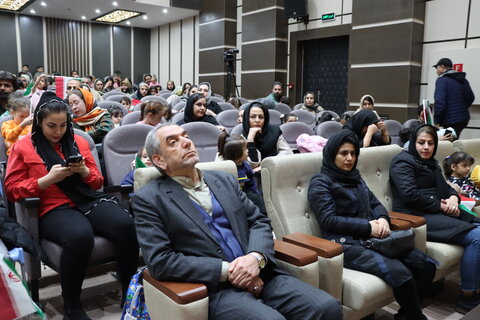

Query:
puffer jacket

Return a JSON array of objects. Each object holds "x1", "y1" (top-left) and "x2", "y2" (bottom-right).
[{"x1": 434, "y1": 70, "x2": 475, "y2": 126}]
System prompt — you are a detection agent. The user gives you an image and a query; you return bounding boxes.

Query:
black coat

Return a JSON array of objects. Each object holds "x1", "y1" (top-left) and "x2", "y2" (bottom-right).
[
  {"x1": 308, "y1": 173, "x2": 390, "y2": 243},
  {"x1": 390, "y1": 150, "x2": 476, "y2": 242},
  {"x1": 207, "y1": 101, "x2": 223, "y2": 114}
]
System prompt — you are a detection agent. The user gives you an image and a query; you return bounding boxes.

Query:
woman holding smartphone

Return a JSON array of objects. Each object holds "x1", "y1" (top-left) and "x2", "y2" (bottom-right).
[{"x1": 4, "y1": 92, "x2": 138, "y2": 320}]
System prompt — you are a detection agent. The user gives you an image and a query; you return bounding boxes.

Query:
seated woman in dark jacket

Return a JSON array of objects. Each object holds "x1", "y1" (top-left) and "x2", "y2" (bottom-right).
[
  {"x1": 390, "y1": 124, "x2": 480, "y2": 314},
  {"x1": 177, "y1": 94, "x2": 225, "y2": 132},
  {"x1": 309, "y1": 130, "x2": 435, "y2": 320},
  {"x1": 343, "y1": 109, "x2": 390, "y2": 147}
]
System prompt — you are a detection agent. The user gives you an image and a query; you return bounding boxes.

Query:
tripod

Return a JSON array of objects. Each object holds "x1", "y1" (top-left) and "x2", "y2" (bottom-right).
[{"x1": 225, "y1": 59, "x2": 240, "y2": 99}]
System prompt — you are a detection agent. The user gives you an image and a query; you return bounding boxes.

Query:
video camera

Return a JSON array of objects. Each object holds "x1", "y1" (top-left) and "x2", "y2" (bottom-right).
[{"x1": 224, "y1": 49, "x2": 239, "y2": 62}]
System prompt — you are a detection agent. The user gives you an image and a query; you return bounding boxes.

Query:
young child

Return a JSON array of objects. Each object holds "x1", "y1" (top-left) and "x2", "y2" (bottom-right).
[
  {"x1": 120, "y1": 146, "x2": 153, "y2": 186},
  {"x1": 280, "y1": 113, "x2": 298, "y2": 124},
  {"x1": 120, "y1": 96, "x2": 132, "y2": 112},
  {"x1": 1, "y1": 93, "x2": 32, "y2": 156},
  {"x1": 138, "y1": 101, "x2": 168, "y2": 126},
  {"x1": 444, "y1": 151, "x2": 480, "y2": 206},
  {"x1": 217, "y1": 133, "x2": 266, "y2": 215},
  {"x1": 109, "y1": 106, "x2": 124, "y2": 127}
]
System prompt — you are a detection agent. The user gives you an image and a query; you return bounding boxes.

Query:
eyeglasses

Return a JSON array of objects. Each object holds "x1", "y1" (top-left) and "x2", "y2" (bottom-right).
[{"x1": 67, "y1": 86, "x2": 78, "y2": 90}]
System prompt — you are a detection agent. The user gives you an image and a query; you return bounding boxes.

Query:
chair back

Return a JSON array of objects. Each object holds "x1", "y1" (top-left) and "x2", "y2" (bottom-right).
[
  {"x1": 274, "y1": 103, "x2": 291, "y2": 115},
  {"x1": 73, "y1": 129, "x2": 101, "y2": 171},
  {"x1": 210, "y1": 96, "x2": 224, "y2": 103},
  {"x1": 293, "y1": 103, "x2": 304, "y2": 110},
  {"x1": 180, "y1": 122, "x2": 222, "y2": 162},
  {"x1": 279, "y1": 122, "x2": 315, "y2": 150},
  {"x1": 315, "y1": 121, "x2": 342, "y2": 139},
  {"x1": 453, "y1": 139, "x2": 480, "y2": 167},
  {"x1": 171, "y1": 112, "x2": 185, "y2": 124},
  {"x1": 102, "y1": 89, "x2": 123, "y2": 99},
  {"x1": 173, "y1": 101, "x2": 186, "y2": 113},
  {"x1": 104, "y1": 93, "x2": 129, "y2": 102},
  {"x1": 384, "y1": 120, "x2": 403, "y2": 146},
  {"x1": 121, "y1": 111, "x2": 141, "y2": 125},
  {"x1": 403, "y1": 119, "x2": 419, "y2": 129},
  {"x1": 0, "y1": 115, "x2": 13, "y2": 162},
  {"x1": 239, "y1": 103, "x2": 249, "y2": 110},
  {"x1": 133, "y1": 102, "x2": 144, "y2": 112},
  {"x1": 218, "y1": 102, "x2": 235, "y2": 111},
  {"x1": 141, "y1": 95, "x2": 169, "y2": 106},
  {"x1": 97, "y1": 101, "x2": 128, "y2": 116},
  {"x1": 238, "y1": 97, "x2": 250, "y2": 105},
  {"x1": 134, "y1": 161, "x2": 238, "y2": 192},
  {"x1": 435, "y1": 141, "x2": 455, "y2": 176},
  {"x1": 168, "y1": 95, "x2": 181, "y2": 107},
  {"x1": 213, "y1": 94, "x2": 224, "y2": 99},
  {"x1": 268, "y1": 109, "x2": 282, "y2": 125},
  {"x1": 292, "y1": 109, "x2": 316, "y2": 128},
  {"x1": 316, "y1": 110, "x2": 339, "y2": 122},
  {"x1": 216, "y1": 110, "x2": 240, "y2": 133},
  {"x1": 230, "y1": 123, "x2": 243, "y2": 136},
  {"x1": 102, "y1": 124, "x2": 153, "y2": 186},
  {"x1": 159, "y1": 92, "x2": 171, "y2": 99}
]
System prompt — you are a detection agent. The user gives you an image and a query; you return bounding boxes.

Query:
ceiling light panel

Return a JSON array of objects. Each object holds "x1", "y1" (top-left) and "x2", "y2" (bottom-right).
[
  {"x1": 94, "y1": 9, "x2": 143, "y2": 23},
  {"x1": 0, "y1": 0, "x2": 33, "y2": 11}
]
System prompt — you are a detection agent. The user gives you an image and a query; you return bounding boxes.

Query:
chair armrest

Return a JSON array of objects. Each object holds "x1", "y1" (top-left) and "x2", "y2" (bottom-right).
[
  {"x1": 20, "y1": 197, "x2": 40, "y2": 208},
  {"x1": 274, "y1": 239, "x2": 317, "y2": 266},
  {"x1": 283, "y1": 232, "x2": 343, "y2": 258},
  {"x1": 389, "y1": 211, "x2": 426, "y2": 227},
  {"x1": 389, "y1": 218, "x2": 412, "y2": 230},
  {"x1": 103, "y1": 184, "x2": 134, "y2": 194},
  {"x1": 143, "y1": 269, "x2": 208, "y2": 305}
]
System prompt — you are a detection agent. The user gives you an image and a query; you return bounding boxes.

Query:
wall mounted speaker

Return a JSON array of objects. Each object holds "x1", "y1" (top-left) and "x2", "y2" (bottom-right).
[{"x1": 284, "y1": 0, "x2": 308, "y2": 19}]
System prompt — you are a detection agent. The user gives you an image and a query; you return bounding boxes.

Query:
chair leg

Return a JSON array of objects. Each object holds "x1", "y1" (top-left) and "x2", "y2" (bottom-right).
[{"x1": 30, "y1": 279, "x2": 39, "y2": 302}]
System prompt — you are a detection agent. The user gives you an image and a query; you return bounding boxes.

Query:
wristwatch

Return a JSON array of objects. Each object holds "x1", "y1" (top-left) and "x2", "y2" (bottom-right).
[{"x1": 249, "y1": 252, "x2": 266, "y2": 269}]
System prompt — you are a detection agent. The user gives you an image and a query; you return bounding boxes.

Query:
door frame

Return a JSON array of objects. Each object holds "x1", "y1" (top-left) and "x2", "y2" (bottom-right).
[{"x1": 289, "y1": 25, "x2": 351, "y2": 106}]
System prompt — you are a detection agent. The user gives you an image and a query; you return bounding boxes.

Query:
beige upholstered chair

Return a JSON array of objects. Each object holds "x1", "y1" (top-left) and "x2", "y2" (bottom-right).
[
  {"x1": 134, "y1": 161, "x2": 322, "y2": 320},
  {"x1": 453, "y1": 138, "x2": 480, "y2": 167}
]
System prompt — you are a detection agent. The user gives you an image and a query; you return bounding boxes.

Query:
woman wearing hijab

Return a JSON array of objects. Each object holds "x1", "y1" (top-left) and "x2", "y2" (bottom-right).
[
  {"x1": 130, "y1": 82, "x2": 149, "y2": 101},
  {"x1": 4, "y1": 92, "x2": 138, "y2": 320},
  {"x1": 198, "y1": 82, "x2": 223, "y2": 115},
  {"x1": 309, "y1": 130, "x2": 435, "y2": 320},
  {"x1": 67, "y1": 88, "x2": 114, "y2": 143},
  {"x1": 177, "y1": 93, "x2": 225, "y2": 131},
  {"x1": 242, "y1": 101, "x2": 292, "y2": 167},
  {"x1": 344, "y1": 109, "x2": 390, "y2": 147},
  {"x1": 300, "y1": 91, "x2": 324, "y2": 114},
  {"x1": 390, "y1": 124, "x2": 480, "y2": 314}
]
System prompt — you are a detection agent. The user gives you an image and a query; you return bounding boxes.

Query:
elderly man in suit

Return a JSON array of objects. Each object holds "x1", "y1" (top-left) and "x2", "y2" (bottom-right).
[{"x1": 131, "y1": 124, "x2": 342, "y2": 320}]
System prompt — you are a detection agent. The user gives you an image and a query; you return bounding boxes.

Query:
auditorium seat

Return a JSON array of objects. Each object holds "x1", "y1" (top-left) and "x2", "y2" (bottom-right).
[
  {"x1": 274, "y1": 103, "x2": 291, "y2": 115},
  {"x1": 292, "y1": 109, "x2": 316, "y2": 128},
  {"x1": 180, "y1": 122, "x2": 222, "y2": 162},
  {"x1": 121, "y1": 111, "x2": 141, "y2": 125},
  {"x1": 280, "y1": 122, "x2": 315, "y2": 150},
  {"x1": 97, "y1": 101, "x2": 128, "y2": 116},
  {"x1": 315, "y1": 121, "x2": 342, "y2": 139},
  {"x1": 104, "y1": 93, "x2": 129, "y2": 102},
  {"x1": 384, "y1": 119, "x2": 403, "y2": 146},
  {"x1": 216, "y1": 109, "x2": 240, "y2": 133}
]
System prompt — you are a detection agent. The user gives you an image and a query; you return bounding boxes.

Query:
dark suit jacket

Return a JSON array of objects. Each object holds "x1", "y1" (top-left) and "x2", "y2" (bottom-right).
[{"x1": 131, "y1": 170, "x2": 277, "y2": 291}]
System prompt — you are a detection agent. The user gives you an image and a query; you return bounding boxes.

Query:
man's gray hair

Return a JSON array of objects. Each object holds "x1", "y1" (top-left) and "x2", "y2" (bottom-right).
[{"x1": 144, "y1": 123, "x2": 176, "y2": 174}]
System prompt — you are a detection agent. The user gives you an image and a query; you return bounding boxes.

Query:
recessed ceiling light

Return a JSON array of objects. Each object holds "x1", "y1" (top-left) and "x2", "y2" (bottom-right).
[
  {"x1": 30, "y1": 9, "x2": 36, "y2": 14},
  {"x1": 81, "y1": 16, "x2": 86, "y2": 20},
  {"x1": 163, "y1": 8, "x2": 168, "y2": 13},
  {"x1": 126, "y1": 21, "x2": 131, "y2": 25},
  {"x1": 95, "y1": 9, "x2": 143, "y2": 23},
  {"x1": 112, "y1": 1, "x2": 118, "y2": 6},
  {"x1": 0, "y1": 0, "x2": 33, "y2": 11},
  {"x1": 40, "y1": 1, "x2": 47, "y2": 6},
  {"x1": 95, "y1": 9, "x2": 100, "y2": 14},
  {"x1": 143, "y1": 15, "x2": 148, "y2": 20}
]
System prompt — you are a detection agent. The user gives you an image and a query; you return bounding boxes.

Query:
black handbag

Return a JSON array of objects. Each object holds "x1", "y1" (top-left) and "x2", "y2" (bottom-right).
[{"x1": 361, "y1": 229, "x2": 415, "y2": 258}]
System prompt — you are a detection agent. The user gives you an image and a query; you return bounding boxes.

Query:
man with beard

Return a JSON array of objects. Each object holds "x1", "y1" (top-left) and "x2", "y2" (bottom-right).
[
  {"x1": 0, "y1": 71, "x2": 18, "y2": 117},
  {"x1": 266, "y1": 81, "x2": 283, "y2": 103}
]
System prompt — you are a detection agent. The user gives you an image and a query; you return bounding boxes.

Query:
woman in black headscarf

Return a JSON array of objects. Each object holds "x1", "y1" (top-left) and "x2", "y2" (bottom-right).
[
  {"x1": 308, "y1": 130, "x2": 435, "y2": 320},
  {"x1": 390, "y1": 124, "x2": 480, "y2": 313},
  {"x1": 344, "y1": 109, "x2": 390, "y2": 147},
  {"x1": 242, "y1": 101, "x2": 292, "y2": 167},
  {"x1": 178, "y1": 93, "x2": 224, "y2": 129},
  {"x1": 4, "y1": 92, "x2": 138, "y2": 320}
]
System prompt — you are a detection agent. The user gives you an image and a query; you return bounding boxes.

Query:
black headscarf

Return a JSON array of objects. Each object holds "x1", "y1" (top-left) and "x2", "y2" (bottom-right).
[
  {"x1": 242, "y1": 101, "x2": 282, "y2": 159},
  {"x1": 407, "y1": 123, "x2": 439, "y2": 169},
  {"x1": 320, "y1": 129, "x2": 361, "y2": 186},
  {"x1": 32, "y1": 91, "x2": 108, "y2": 214},
  {"x1": 183, "y1": 93, "x2": 218, "y2": 125},
  {"x1": 343, "y1": 109, "x2": 379, "y2": 139}
]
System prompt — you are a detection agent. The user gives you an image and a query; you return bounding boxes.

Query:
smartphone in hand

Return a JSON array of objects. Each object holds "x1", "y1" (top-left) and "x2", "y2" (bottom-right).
[{"x1": 66, "y1": 155, "x2": 82, "y2": 164}]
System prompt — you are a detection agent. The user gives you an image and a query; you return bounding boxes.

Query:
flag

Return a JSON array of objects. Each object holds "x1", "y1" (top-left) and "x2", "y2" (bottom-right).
[
  {"x1": 421, "y1": 99, "x2": 434, "y2": 125},
  {"x1": 55, "y1": 76, "x2": 74, "y2": 100},
  {"x1": 23, "y1": 82, "x2": 34, "y2": 97}
]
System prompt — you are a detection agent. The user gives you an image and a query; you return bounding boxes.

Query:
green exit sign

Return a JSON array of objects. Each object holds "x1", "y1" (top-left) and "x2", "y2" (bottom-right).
[{"x1": 322, "y1": 13, "x2": 335, "y2": 22}]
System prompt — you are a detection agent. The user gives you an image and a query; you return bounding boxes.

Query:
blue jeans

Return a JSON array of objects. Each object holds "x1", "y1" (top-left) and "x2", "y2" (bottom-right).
[{"x1": 449, "y1": 224, "x2": 480, "y2": 291}]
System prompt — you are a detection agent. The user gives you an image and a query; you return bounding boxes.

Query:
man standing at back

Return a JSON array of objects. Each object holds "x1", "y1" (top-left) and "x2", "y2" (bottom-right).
[
  {"x1": 266, "y1": 82, "x2": 283, "y2": 103},
  {"x1": 433, "y1": 58, "x2": 475, "y2": 138},
  {"x1": 0, "y1": 71, "x2": 17, "y2": 117},
  {"x1": 131, "y1": 124, "x2": 342, "y2": 320}
]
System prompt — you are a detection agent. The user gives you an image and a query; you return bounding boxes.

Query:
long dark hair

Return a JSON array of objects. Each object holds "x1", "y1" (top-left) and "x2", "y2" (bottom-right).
[{"x1": 443, "y1": 151, "x2": 474, "y2": 177}]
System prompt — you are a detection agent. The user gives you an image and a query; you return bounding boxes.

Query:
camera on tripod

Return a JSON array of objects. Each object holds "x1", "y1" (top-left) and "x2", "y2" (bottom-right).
[{"x1": 224, "y1": 49, "x2": 239, "y2": 62}]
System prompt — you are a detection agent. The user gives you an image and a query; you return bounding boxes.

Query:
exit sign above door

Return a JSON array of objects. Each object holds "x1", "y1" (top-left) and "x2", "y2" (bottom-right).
[{"x1": 321, "y1": 13, "x2": 335, "y2": 22}]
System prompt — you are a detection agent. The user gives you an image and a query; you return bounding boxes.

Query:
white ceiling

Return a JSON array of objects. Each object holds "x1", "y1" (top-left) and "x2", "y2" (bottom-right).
[{"x1": 19, "y1": 0, "x2": 199, "y2": 29}]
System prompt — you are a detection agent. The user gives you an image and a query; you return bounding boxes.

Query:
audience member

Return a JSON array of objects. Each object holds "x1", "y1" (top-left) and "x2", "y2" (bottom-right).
[
  {"x1": 309, "y1": 130, "x2": 435, "y2": 320},
  {"x1": 433, "y1": 58, "x2": 475, "y2": 138},
  {"x1": 120, "y1": 146, "x2": 153, "y2": 186},
  {"x1": 82, "y1": 75, "x2": 93, "y2": 88},
  {"x1": 28, "y1": 73, "x2": 48, "y2": 109},
  {"x1": 354, "y1": 94, "x2": 379, "y2": 117},
  {"x1": 390, "y1": 124, "x2": 480, "y2": 314},
  {"x1": 66, "y1": 78, "x2": 82, "y2": 96},
  {"x1": 18, "y1": 64, "x2": 33, "y2": 79},
  {"x1": 0, "y1": 71, "x2": 18, "y2": 117},
  {"x1": 142, "y1": 74, "x2": 152, "y2": 86},
  {"x1": 19, "y1": 74, "x2": 31, "y2": 89},
  {"x1": 92, "y1": 79, "x2": 104, "y2": 101},
  {"x1": 280, "y1": 113, "x2": 298, "y2": 124},
  {"x1": 198, "y1": 82, "x2": 223, "y2": 115},
  {"x1": 344, "y1": 109, "x2": 390, "y2": 147},
  {"x1": 33, "y1": 65, "x2": 44, "y2": 81},
  {"x1": 228, "y1": 96, "x2": 241, "y2": 109},
  {"x1": 108, "y1": 105, "x2": 124, "y2": 127},
  {"x1": 70, "y1": 70, "x2": 79, "y2": 78},
  {"x1": 131, "y1": 82, "x2": 149, "y2": 101},
  {"x1": 103, "y1": 76, "x2": 114, "y2": 93},
  {"x1": 242, "y1": 101, "x2": 293, "y2": 167},
  {"x1": 120, "y1": 79, "x2": 133, "y2": 94},
  {"x1": 300, "y1": 91, "x2": 324, "y2": 114},
  {"x1": 180, "y1": 82, "x2": 191, "y2": 102},
  {"x1": 280, "y1": 95, "x2": 290, "y2": 106},
  {"x1": 188, "y1": 85, "x2": 198, "y2": 96},
  {"x1": 178, "y1": 93, "x2": 225, "y2": 132},
  {"x1": 120, "y1": 96, "x2": 132, "y2": 111},
  {"x1": 1, "y1": 93, "x2": 32, "y2": 155},
  {"x1": 444, "y1": 152, "x2": 480, "y2": 206},
  {"x1": 338, "y1": 112, "x2": 351, "y2": 125},
  {"x1": 4, "y1": 92, "x2": 138, "y2": 320},
  {"x1": 67, "y1": 88, "x2": 114, "y2": 143},
  {"x1": 166, "y1": 80, "x2": 175, "y2": 92},
  {"x1": 131, "y1": 124, "x2": 342, "y2": 320},
  {"x1": 138, "y1": 100, "x2": 168, "y2": 126},
  {"x1": 266, "y1": 81, "x2": 282, "y2": 103}
]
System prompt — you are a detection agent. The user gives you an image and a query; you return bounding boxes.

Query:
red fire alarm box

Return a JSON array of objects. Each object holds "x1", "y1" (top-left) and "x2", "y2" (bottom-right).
[
  {"x1": 287, "y1": 83, "x2": 294, "y2": 89},
  {"x1": 453, "y1": 64, "x2": 463, "y2": 72}
]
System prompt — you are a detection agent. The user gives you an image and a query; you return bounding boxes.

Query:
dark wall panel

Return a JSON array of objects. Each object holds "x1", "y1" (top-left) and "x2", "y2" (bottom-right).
[
  {"x1": 243, "y1": 0, "x2": 283, "y2": 13},
  {"x1": 242, "y1": 9, "x2": 287, "y2": 42},
  {"x1": 91, "y1": 24, "x2": 111, "y2": 78},
  {"x1": 352, "y1": 0, "x2": 416, "y2": 26},
  {"x1": 113, "y1": 26, "x2": 131, "y2": 78},
  {"x1": 0, "y1": 12, "x2": 18, "y2": 72},
  {"x1": 133, "y1": 28, "x2": 151, "y2": 84},
  {"x1": 199, "y1": 48, "x2": 227, "y2": 74},
  {"x1": 242, "y1": 41, "x2": 287, "y2": 70},
  {"x1": 241, "y1": 72, "x2": 286, "y2": 100},
  {"x1": 19, "y1": 15, "x2": 43, "y2": 73}
]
